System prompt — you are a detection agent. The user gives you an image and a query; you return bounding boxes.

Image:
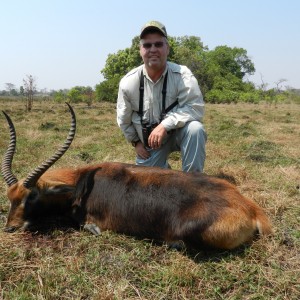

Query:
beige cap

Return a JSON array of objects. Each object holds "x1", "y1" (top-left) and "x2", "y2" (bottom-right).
[{"x1": 140, "y1": 21, "x2": 167, "y2": 38}]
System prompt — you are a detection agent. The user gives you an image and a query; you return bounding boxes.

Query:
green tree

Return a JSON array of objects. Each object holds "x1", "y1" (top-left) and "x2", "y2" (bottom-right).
[
  {"x1": 101, "y1": 36, "x2": 141, "y2": 80},
  {"x1": 97, "y1": 36, "x2": 142, "y2": 102},
  {"x1": 203, "y1": 46, "x2": 256, "y2": 103},
  {"x1": 95, "y1": 77, "x2": 120, "y2": 102},
  {"x1": 173, "y1": 36, "x2": 205, "y2": 57},
  {"x1": 66, "y1": 86, "x2": 95, "y2": 105},
  {"x1": 97, "y1": 35, "x2": 256, "y2": 103},
  {"x1": 67, "y1": 87, "x2": 83, "y2": 103},
  {"x1": 207, "y1": 46, "x2": 255, "y2": 79},
  {"x1": 54, "y1": 89, "x2": 67, "y2": 103},
  {"x1": 169, "y1": 36, "x2": 210, "y2": 94},
  {"x1": 82, "y1": 86, "x2": 94, "y2": 106}
]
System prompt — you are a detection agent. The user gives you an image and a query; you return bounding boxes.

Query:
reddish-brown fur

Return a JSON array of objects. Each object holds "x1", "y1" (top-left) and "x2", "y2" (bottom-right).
[{"x1": 3, "y1": 161, "x2": 272, "y2": 250}]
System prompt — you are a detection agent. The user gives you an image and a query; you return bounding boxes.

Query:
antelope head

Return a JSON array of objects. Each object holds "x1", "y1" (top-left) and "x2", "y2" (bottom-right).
[{"x1": 1, "y1": 103, "x2": 76, "y2": 232}]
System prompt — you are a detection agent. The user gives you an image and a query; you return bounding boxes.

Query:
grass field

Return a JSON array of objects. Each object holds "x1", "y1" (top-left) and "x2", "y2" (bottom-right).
[{"x1": 0, "y1": 100, "x2": 299, "y2": 299}]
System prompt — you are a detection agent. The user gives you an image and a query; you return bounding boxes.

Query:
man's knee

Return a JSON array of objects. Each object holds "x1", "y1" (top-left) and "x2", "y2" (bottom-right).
[
  {"x1": 182, "y1": 121, "x2": 206, "y2": 141},
  {"x1": 179, "y1": 121, "x2": 206, "y2": 172}
]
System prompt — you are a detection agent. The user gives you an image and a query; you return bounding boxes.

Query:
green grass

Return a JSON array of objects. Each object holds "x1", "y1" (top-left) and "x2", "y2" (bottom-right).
[{"x1": 0, "y1": 100, "x2": 299, "y2": 299}]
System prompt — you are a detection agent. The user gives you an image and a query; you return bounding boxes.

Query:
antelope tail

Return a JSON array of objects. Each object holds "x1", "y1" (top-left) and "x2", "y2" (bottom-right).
[{"x1": 255, "y1": 211, "x2": 273, "y2": 236}]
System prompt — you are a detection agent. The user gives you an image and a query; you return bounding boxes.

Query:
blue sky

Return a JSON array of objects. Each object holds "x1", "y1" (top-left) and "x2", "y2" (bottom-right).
[{"x1": 1, "y1": 0, "x2": 299, "y2": 91}]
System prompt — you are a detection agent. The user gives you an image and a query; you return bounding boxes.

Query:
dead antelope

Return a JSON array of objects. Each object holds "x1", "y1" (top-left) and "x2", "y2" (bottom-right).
[{"x1": 1, "y1": 103, "x2": 272, "y2": 250}]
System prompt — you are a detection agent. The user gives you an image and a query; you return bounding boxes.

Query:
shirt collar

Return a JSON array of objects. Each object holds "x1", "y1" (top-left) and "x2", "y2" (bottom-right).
[{"x1": 142, "y1": 63, "x2": 168, "y2": 83}]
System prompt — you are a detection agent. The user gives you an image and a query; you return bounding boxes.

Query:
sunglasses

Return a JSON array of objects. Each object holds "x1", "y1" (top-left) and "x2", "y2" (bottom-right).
[{"x1": 142, "y1": 41, "x2": 165, "y2": 49}]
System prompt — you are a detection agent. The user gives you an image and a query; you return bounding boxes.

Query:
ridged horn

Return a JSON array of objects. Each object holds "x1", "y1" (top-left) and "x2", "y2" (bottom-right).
[
  {"x1": 23, "y1": 102, "x2": 76, "y2": 189},
  {"x1": 1, "y1": 111, "x2": 18, "y2": 186}
]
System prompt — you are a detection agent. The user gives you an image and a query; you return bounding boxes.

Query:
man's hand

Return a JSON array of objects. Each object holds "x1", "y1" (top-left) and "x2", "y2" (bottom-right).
[
  {"x1": 134, "y1": 124, "x2": 167, "y2": 158},
  {"x1": 135, "y1": 141, "x2": 150, "y2": 159},
  {"x1": 148, "y1": 123, "x2": 167, "y2": 149}
]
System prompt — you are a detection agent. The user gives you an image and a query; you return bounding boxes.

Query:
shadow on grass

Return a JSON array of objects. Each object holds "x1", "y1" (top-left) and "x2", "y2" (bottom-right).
[
  {"x1": 137, "y1": 238, "x2": 250, "y2": 263},
  {"x1": 183, "y1": 244, "x2": 249, "y2": 263},
  {"x1": 12, "y1": 215, "x2": 251, "y2": 263},
  {"x1": 24, "y1": 214, "x2": 80, "y2": 235}
]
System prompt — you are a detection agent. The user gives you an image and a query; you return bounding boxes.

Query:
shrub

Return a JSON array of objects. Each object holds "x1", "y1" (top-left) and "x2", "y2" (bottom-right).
[
  {"x1": 239, "y1": 91, "x2": 261, "y2": 103},
  {"x1": 95, "y1": 77, "x2": 121, "y2": 103},
  {"x1": 205, "y1": 89, "x2": 239, "y2": 103}
]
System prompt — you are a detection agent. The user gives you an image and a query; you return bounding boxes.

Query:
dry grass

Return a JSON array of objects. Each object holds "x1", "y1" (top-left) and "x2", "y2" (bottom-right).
[{"x1": 0, "y1": 99, "x2": 299, "y2": 299}]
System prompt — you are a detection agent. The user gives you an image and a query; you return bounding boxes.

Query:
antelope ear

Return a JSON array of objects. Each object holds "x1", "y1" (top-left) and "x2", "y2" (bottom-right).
[{"x1": 23, "y1": 189, "x2": 41, "y2": 218}]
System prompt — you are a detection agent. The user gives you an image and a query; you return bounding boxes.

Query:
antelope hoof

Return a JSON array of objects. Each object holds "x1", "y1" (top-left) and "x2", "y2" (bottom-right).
[{"x1": 83, "y1": 223, "x2": 101, "y2": 236}]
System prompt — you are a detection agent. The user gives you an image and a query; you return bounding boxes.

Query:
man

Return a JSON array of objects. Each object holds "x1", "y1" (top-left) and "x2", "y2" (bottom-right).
[{"x1": 117, "y1": 21, "x2": 206, "y2": 172}]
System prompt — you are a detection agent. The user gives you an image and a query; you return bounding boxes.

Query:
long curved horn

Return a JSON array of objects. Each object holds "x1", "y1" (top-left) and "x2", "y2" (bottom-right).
[
  {"x1": 23, "y1": 102, "x2": 76, "y2": 189},
  {"x1": 1, "y1": 111, "x2": 18, "y2": 186}
]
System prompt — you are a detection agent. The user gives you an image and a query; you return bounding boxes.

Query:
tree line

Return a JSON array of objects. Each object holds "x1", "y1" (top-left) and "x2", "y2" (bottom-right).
[
  {"x1": 96, "y1": 35, "x2": 297, "y2": 104},
  {"x1": 1, "y1": 35, "x2": 300, "y2": 109}
]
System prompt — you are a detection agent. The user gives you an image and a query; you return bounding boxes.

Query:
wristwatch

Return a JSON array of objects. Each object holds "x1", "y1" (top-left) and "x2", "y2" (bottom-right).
[{"x1": 131, "y1": 140, "x2": 140, "y2": 147}]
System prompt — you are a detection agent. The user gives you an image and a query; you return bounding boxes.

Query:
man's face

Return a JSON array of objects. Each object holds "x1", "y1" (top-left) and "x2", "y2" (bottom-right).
[{"x1": 140, "y1": 33, "x2": 169, "y2": 71}]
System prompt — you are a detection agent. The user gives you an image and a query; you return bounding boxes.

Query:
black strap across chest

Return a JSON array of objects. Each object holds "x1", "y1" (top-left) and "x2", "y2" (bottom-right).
[{"x1": 138, "y1": 70, "x2": 178, "y2": 123}]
